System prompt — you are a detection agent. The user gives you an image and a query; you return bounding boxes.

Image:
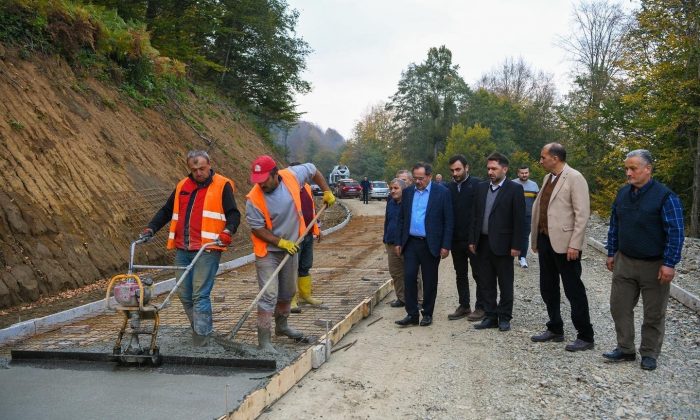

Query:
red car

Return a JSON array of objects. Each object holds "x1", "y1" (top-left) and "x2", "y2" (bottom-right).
[{"x1": 335, "y1": 179, "x2": 361, "y2": 198}]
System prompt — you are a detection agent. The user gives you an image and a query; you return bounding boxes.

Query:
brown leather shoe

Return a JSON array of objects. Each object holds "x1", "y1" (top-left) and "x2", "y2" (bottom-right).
[
  {"x1": 447, "y1": 305, "x2": 471, "y2": 320},
  {"x1": 466, "y1": 308, "x2": 485, "y2": 322}
]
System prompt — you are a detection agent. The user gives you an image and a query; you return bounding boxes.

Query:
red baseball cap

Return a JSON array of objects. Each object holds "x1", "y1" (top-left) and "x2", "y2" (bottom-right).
[{"x1": 250, "y1": 155, "x2": 277, "y2": 183}]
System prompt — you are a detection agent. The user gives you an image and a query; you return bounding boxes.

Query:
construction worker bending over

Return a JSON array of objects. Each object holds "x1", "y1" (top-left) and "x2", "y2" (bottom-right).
[
  {"x1": 289, "y1": 162, "x2": 324, "y2": 313},
  {"x1": 143, "y1": 150, "x2": 240, "y2": 346},
  {"x1": 246, "y1": 155, "x2": 335, "y2": 352}
]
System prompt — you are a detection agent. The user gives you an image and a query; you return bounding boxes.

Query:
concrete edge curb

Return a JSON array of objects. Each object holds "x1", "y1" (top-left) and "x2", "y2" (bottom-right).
[
  {"x1": 0, "y1": 203, "x2": 352, "y2": 347},
  {"x1": 225, "y1": 278, "x2": 394, "y2": 420},
  {"x1": 586, "y1": 237, "x2": 700, "y2": 314}
]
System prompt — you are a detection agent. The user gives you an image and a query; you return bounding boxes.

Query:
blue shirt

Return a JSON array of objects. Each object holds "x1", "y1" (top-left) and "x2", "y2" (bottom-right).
[
  {"x1": 409, "y1": 182, "x2": 432, "y2": 237},
  {"x1": 607, "y1": 180, "x2": 684, "y2": 268},
  {"x1": 383, "y1": 198, "x2": 401, "y2": 244}
]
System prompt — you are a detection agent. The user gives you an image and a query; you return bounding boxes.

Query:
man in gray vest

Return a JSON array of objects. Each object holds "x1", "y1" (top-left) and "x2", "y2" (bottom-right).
[{"x1": 603, "y1": 149, "x2": 684, "y2": 371}]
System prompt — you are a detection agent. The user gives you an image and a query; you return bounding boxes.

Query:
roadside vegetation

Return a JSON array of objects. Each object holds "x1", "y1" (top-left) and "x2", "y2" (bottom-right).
[
  {"x1": 335, "y1": 1, "x2": 699, "y2": 235},
  {"x1": 0, "y1": 0, "x2": 310, "y2": 145}
]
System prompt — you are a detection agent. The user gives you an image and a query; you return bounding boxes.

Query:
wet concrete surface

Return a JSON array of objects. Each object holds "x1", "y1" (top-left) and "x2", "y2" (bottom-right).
[
  {"x1": 0, "y1": 361, "x2": 267, "y2": 420},
  {"x1": 0, "y1": 208, "x2": 388, "y2": 418}
]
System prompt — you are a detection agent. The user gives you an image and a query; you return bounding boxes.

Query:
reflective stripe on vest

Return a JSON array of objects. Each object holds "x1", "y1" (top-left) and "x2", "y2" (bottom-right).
[
  {"x1": 303, "y1": 183, "x2": 320, "y2": 236},
  {"x1": 167, "y1": 173, "x2": 235, "y2": 251},
  {"x1": 247, "y1": 169, "x2": 305, "y2": 257}
]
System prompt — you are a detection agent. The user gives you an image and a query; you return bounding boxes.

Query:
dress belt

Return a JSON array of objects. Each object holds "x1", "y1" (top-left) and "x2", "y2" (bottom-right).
[{"x1": 409, "y1": 235, "x2": 426, "y2": 240}]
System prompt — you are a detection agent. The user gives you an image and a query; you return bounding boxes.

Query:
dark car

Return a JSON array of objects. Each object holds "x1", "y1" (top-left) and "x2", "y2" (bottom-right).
[
  {"x1": 310, "y1": 184, "x2": 323, "y2": 196},
  {"x1": 335, "y1": 179, "x2": 362, "y2": 198}
]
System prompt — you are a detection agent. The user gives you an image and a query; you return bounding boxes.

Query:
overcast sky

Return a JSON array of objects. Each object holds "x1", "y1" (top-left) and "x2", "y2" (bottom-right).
[{"x1": 286, "y1": 0, "x2": 634, "y2": 139}]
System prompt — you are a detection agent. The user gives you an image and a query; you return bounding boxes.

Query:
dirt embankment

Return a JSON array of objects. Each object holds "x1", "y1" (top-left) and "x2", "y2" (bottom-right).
[{"x1": 0, "y1": 43, "x2": 275, "y2": 309}]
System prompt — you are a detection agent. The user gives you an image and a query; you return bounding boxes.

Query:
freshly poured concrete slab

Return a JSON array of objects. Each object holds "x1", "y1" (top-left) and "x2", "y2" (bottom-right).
[{"x1": 0, "y1": 362, "x2": 267, "y2": 420}]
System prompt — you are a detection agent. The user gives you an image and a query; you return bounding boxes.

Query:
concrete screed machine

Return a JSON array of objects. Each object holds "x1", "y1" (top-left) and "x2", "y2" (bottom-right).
[{"x1": 104, "y1": 237, "x2": 221, "y2": 366}]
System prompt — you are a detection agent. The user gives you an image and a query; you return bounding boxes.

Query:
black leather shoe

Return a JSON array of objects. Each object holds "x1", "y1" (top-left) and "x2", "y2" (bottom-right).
[
  {"x1": 389, "y1": 299, "x2": 405, "y2": 308},
  {"x1": 531, "y1": 330, "x2": 565, "y2": 342},
  {"x1": 603, "y1": 348, "x2": 636, "y2": 362},
  {"x1": 498, "y1": 321, "x2": 511, "y2": 331},
  {"x1": 565, "y1": 339, "x2": 594, "y2": 352},
  {"x1": 395, "y1": 315, "x2": 419, "y2": 326},
  {"x1": 474, "y1": 318, "x2": 498, "y2": 330},
  {"x1": 419, "y1": 315, "x2": 432, "y2": 326},
  {"x1": 640, "y1": 356, "x2": 657, "y2": 371}
]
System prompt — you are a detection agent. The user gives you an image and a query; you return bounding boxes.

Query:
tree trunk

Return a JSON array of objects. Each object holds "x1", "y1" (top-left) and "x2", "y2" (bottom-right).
[
  {"x1": 692, "y1": 114, "x2": 700, "y2": 237},
  {"x1": 692, "y1": 31, "x2": 700, "y2": 237},
  {"x1": 145, "y1": 0, "x2": 158, "y2": 25}
]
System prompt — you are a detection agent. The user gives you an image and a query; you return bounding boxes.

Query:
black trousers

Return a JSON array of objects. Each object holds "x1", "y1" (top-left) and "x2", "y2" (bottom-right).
[
  {"x1": 536, "y1": 233, "x2": 594, "y2": 342},
  {"x1": 362, "y1": 190, "x2": 369, "y2": 203},
  {"x1": 403, "y1": 237, "x2": 440, "y2": 318},
  {"x1": 451, "y1": 240, "x2": 483, "y2": 310},
  {"x1": 475, "y1": 235, "x2": 514, "y2": 321}
]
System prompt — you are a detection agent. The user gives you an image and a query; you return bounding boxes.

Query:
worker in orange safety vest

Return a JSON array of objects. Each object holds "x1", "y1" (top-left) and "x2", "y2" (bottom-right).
[
  {"x1": 142, "y1": 150, "x2": 241, "y2": 346},
  {"x1": 245, "y1": 155, "x2": 335, "y2": 352}
]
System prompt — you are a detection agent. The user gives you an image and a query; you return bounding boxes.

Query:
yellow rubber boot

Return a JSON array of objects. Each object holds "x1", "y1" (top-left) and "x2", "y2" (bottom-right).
[
  {"x1": 298, "y1": 275, "x2": 323, "y2": 305},
  {"x1": 291, "y1": 292, "x2": 301, "y2": 313}
]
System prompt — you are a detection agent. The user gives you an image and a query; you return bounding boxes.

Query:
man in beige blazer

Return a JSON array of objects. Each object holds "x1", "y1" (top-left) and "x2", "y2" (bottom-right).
[{"x1": 529, "y1": 143, "x2": 595, "y2": 352}]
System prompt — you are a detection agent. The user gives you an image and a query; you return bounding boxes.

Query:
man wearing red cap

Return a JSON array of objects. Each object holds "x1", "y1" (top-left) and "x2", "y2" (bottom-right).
[
  {"x1": 142, "y1": 150, "x2": 240, "y2": 346},
  {"x1": 246, "y1": 155, "x2": 335, "y2": 352}
]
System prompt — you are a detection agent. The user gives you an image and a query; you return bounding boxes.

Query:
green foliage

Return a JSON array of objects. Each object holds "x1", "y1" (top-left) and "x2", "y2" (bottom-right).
[
  {"x1": 0, "y1": 1, "x2": 51, "y2": 51},
  {"x1": 435, "y1": 124, "x2": 496, "y2": 179},
  {"x1": 388, "y1": 46, "x2": 470, "y2": 163},
  {"x1": 340, "y1": 104, "x2": 398, "y2": 181},
  {"x1": 459, "y1": 89, "x2": 521, "y2": 156},
  {"x1": 618, "y1": 0, "x2": 700, "y2": 234},
  {"x1": 89, "y1": 0, "x2": 311, "y2": 124},
  {"x1": 8, "y1": 119, "x2": 25, "y2": 131},
  {"x1": 1, "y1": 0, "x2": 187, "y2": 111}
]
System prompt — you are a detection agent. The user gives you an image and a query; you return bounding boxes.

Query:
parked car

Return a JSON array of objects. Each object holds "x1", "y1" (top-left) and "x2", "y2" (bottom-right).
[
  {"x1": 369, "y1": 181, "x2": 389, "y2": 200},
  {"x1": 310, "y1": 183, "x2": 323, "y2": 196},
  {"x1": 335, "y1": 179, "x2": 362, "y2": 198}
]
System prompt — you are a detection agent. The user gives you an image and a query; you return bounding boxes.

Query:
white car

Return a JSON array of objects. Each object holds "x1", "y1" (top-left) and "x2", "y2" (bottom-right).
[{"x1": 369, "y1": 181, "x2": 389, "y2": 200}]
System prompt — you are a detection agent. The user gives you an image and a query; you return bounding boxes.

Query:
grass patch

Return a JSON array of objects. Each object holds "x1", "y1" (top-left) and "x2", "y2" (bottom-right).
[{"x1": 8, "y1": 119, "x2": 25, "y2": 131}]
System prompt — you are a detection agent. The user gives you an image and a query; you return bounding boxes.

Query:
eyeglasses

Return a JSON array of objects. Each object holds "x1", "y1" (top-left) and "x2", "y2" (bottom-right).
[{"x1": 414, "y1": 176, "x2": 427, "y2": 181}]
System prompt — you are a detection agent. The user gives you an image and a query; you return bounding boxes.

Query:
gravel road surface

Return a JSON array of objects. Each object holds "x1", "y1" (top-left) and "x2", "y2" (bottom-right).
[{"x1": 261, "y1": 198, "x2": 700, "y2": 419}]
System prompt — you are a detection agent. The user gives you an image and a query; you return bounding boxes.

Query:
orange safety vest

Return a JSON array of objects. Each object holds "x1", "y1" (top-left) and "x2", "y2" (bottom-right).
[
  {"x1": 167, "y1": 173, "x2": 235, "y2": 251},
  {"x1": 247, "y1": 169, "x2": 305, "y2": 257},
  {"x1": 303, "y1": 183, "x2": 321, "y2": 236}
]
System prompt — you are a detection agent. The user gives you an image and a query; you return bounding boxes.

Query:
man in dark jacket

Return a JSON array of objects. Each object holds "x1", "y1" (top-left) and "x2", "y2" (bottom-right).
[
  {"x1": 360, "y1": 177, "x2": 371, "y2": 204},
  {"x1": 395, "y1": 163, "x2": 454, "y2": 327},
  {"x1": 469, "y1": 153, "x2": 525, "y2": 332},
  {"x1": 446, "y1": 154, "x2": 484, "y2": 321}
]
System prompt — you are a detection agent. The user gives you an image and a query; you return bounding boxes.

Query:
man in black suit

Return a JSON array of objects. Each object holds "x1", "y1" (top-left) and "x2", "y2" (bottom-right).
[
  {"x1": 469, "y1": 153, "x2": 525, "y2": 332},
  {"x1": 395, "y1": 162, "x2": 454, "y2": 327},
  {"x1": 446, "y1": 154, "x2": 484, "y2": 321}
]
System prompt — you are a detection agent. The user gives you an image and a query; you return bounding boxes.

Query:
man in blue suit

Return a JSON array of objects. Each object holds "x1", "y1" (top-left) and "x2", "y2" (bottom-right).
[{"x1": 395, "y1": 162, "x2": 454, "y2": 327}]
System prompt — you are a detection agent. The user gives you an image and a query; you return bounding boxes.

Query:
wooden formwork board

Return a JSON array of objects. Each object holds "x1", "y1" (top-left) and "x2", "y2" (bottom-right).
[{"x1": 224, "y1": 278, "x2": 393, "y2": 420}]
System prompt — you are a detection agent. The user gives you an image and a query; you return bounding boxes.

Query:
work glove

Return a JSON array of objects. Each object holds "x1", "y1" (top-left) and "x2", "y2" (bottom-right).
[
  {"x1": 140, "y1": 228, "x2": 154, "y2": 242},
  {"x1": 277, "y1": 238, "x2": 299, "y2": 255},
  {"x1": 217, "y1": 230, "x2": 232, "y2": 246},
  {"x1": 323, "y1": 190, "x2": 336, "y2": 207}
]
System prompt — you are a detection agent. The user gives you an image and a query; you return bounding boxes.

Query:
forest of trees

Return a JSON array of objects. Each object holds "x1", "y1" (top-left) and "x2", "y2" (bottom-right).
[
  {"x1": 1, "y1": 0, "x2": 311, "y2": 125},
  {"x1": 339, "y1": 0, "x2": 699, "y2": 236},
  {"x1": 1, "y1": 0, "x2": 696, "y2": 235}
]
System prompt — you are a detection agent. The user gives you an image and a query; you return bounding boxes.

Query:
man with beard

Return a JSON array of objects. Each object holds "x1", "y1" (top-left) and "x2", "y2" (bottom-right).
[
  {"x1": 469, "y1": 153, "x2": 525, "y2": 332},
  {"x1": 446, "y1": 154, "x2": 484, "y2": 322}
]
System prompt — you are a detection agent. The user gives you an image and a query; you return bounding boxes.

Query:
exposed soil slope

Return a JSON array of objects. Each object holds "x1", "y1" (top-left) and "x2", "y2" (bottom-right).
[{"x1": 0, "y1": 43, "x2": 273, "y2": 308}]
